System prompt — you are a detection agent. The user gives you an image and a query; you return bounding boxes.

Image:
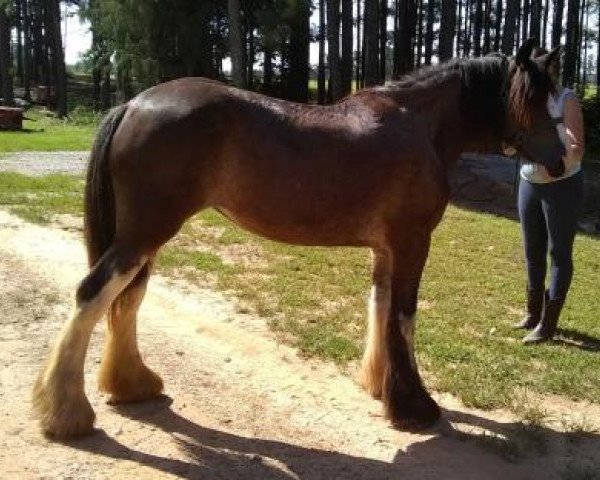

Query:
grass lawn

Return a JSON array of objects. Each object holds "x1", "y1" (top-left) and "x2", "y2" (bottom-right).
[
  {"x1": 0, "y1": 106, "x2": 98, "y2": 153},
  {"x1": 0, "y1": 171, "x2": 598, "y2": 415}
]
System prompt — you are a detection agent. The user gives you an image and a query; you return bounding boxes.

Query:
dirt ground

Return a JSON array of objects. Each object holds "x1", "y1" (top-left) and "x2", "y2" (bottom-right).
[{"x1": 1, "y1": 208, "x2": 599, "y2": 480}]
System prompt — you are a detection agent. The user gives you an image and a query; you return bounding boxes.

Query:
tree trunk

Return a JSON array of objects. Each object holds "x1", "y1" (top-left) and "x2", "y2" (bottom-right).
[
  {"x1": 416, "y1": 0, "x2": 423, "y2": 67},
  {"x1": 263, "y1": 47, "x2": 273, "y2": 94},
  {"x1": 228, "y1": 0, "x2": 246, "y2": 88},
  {"x1": 439, "y1": 0, "x2": 456, "y2": 62},
  {"x1": 327, "y1": 0, "x2": 342, "y2": 100},
  {"x1": 424, "y1": 0, "x2": 435, "y2": 64},
  {"x1": 493, "y1": 0, "x2": 503, "y2": 52},
  {"x1": 22, "y1": 0, "x2": 31, "y2": 100},
  {"x1": 456, "y1": 0, "x2": 463, "y2": 56},
  {"x1": 463, "y1": 0, "x2": 472, "y2": 56},
  {"x1": 101, "y1": 59, "x2": 111, "y2": 111},
  {"x1": 551, "y1": 0, "x2": 564, "y2": 47},
  {"x1": 116, "y1": 60, "x2": 133, "y2": 104},
  {"x1": 483, "y1": 0, "x2": 491, "y2": 53},
  {"x1": 529, "y1": 0, "x2": 541, "y2": 44},
  {"x1": 473, "y1": 0, "x2": 483, "y2": 56},
  {"x1": 541, "y1": 0, "x2": 549, "y2": 48},
  {"x1": 521, "y1": 0, "x2": 530, "y2": 42},
  {"x1": 596, "y1": 6, "x2": 600, "y2": 100},
  {"x1": 31, "y1": 1, "x2": 45, "y2": 84},
  {"x1": 318, "y1": 0, "x2": 326, "y2": 103},
  {"x1": 16, "y1": 0, "x2": 24, "y2": 86},
  {"x1": 247, "y1": 15, "x2": 255, "y2": 90},
  {"x1": 379, "y1": 0, "x2": 387, "y2": 80},
  {"x1": 563, "y1": 0, "x2": 579, "y2": 87},
  {"x1": 581, "y1": 0, "x2": 588, "y2": 90},
  {"x1": 287, "y1": 0, "x2": 310, "y2": 102},
  {"x1": 91, "y1": 34, "x2": 102, "y2": 111},
  {"x1": 502, "y1": 0, "x2": 519, "y2": 54},
  {"x1": 341, "y1": 0, "x2": 353, "y2": 95},
  {"x1": 575, "y1": 0, "x2": 586, "y2": 88},
  {"x1": 0, "y1": 6, "x2": 14, "y2": 106},
  {"x1": 363, "y1": 0, "x2": 380, "y2": 85},
  {"x1": 393, "y1": 0, "x2": 400, "y2": 78},
  {"x1": 48, "y1": 0, "x2": 67, "y2": 117},
  {"x1": 356, "y1": 0, "x2": 362, "y2": 86}
]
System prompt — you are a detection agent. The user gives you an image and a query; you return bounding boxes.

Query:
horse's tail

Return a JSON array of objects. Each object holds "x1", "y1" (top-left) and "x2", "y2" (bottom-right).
[{"x1": 84, "y1": 103, "x2": 128, "y2": 267}]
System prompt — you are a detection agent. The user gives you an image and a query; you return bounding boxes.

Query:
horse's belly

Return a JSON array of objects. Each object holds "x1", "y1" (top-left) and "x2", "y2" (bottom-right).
[{"x1": 214, "y1": 204, "x2": 375, "y2": 247}]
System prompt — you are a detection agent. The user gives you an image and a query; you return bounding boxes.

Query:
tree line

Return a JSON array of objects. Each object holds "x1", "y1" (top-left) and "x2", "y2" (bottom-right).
[{"x1": 0, "y1": 0, "x2": 598, "y2": 116}]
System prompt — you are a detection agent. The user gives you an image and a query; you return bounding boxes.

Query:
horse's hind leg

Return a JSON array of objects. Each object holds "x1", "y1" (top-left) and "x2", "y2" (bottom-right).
[
  {"x1": 360, "y1": 249, "x2": 392, "y2": 398},
  {"x1": 32, "y1": 246, "x2": 147, "y2": 438},
  {"x1": 98, "y1": 260, "x2": 163, "y2": 403}
]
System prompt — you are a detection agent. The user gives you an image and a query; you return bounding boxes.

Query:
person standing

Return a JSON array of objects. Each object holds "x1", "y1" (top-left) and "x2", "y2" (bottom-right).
[{"x1": 514, "y1": 48, "x2": 585, "y2": 344}]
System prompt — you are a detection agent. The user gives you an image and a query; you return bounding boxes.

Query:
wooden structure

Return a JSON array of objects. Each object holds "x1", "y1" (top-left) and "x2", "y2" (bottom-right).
[{"x1": 0, "y1": 106, "x2": 24, "y2": 130}]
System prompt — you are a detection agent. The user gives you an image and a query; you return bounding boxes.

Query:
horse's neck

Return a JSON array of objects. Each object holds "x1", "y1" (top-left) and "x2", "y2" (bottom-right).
[{"x1": 387, "y1": 78, "x2": 466, "y2": 168}]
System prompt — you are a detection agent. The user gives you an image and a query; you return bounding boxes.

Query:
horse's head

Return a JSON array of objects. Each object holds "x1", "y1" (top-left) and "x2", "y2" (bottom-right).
[{"x1": 504, "y1": 39, "x2": 566, "y2": 177}]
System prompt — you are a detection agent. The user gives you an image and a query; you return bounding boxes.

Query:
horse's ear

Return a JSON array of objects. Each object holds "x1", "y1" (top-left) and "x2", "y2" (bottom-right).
[
  {"x1": 544, "y1": 46, "x2": 562, "y2": 70},
  {"x1": 515, "y1": 38, "x2": 537, "y2": 68}
]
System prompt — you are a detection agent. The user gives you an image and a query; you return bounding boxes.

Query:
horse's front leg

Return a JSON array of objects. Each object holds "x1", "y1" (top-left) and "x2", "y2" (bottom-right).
[
  {"x1": 383, "y1": 235, "x2": 440, "y2": 431},
  {"x1": 360, "y1": 249, "x2": 392, "y2": 398}
]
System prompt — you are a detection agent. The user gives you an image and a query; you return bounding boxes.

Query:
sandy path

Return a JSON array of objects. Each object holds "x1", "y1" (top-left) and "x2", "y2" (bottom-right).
[{"x1": 0, "y1": 209, "x2": 598, "y2": 479}]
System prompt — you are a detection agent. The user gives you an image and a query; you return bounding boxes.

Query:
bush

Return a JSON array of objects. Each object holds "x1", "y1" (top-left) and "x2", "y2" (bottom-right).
[{"x1": 67, "y1": 105, "x2": 103, "y2": 126}]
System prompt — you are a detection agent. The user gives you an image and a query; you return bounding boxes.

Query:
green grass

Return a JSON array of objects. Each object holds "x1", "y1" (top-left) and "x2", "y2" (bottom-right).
[
  {"x1": 0, "y1": 106, "x2": 98, "y2": 153},
  {"x1": 0, "y1": 172, "x2": 599, "y2": 413},
  {"x1": 0, "y1": 172, "x2": 84, "y2": 223}
]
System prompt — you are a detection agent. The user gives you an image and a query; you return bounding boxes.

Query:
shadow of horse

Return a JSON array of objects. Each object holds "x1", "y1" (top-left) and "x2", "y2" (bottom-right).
[{"x1": 60, "y1": 396, "x2": 600, "y2": 480}]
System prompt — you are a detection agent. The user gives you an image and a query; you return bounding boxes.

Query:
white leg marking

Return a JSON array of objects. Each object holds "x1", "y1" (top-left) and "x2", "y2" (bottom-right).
[
  {"x1": 361, "y1": 250, "x2": 392, "y2": 395},
  {"x1": 33, "y1": 257, "x2": 146, "y2": 437}
]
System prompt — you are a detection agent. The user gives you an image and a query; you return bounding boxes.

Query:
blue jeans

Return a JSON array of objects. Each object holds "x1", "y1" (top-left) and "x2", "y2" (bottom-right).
[{"x1": 518, "y1": 171, "x2": 584, "y2": 299}]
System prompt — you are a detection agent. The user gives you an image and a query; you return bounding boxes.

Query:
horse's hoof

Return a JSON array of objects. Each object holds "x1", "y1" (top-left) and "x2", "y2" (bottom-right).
[
  {"x1": 385, "y1": 391, "x2": 441, "y2": 432},
  {"x1": 101, "y1": 364, "x2": 164, "y2": 404},
  {"x1": 32, "y1": 376, "x2": 96, "y2": 439}
]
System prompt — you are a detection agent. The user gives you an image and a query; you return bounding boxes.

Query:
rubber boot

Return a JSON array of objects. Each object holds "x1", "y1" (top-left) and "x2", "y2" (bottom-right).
[
  {"x1": 513, "y1": 288, "x2": 544, "y2": 330},
  {"x1": 523, "y1": 291, "x2": 566, "y2": 344}
]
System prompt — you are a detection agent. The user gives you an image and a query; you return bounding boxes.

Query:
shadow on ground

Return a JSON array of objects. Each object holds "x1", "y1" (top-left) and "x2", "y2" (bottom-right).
[
  {"x1": 555, "y1": 328, "x2": 600, "y2": 352},
  {"x1": 62, "y1": 396, "x2": 600, "y2": 480},
  {"x1": 450, "y1": 154, "x2": 600, "y2": 236}
]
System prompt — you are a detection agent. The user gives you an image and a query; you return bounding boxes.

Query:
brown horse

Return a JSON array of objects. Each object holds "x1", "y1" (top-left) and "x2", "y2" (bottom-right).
[{"x1": 33, "y1": 39, "x2": 566, "y2": 438}]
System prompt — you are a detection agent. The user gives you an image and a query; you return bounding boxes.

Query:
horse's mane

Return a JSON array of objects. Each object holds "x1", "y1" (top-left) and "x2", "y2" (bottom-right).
[
  {"x1": 375, "y1": 55, "x2": 507, "y2": 93},
  {"x1": 373, "y1": 55, "x2": 509, "y2": 133}
]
